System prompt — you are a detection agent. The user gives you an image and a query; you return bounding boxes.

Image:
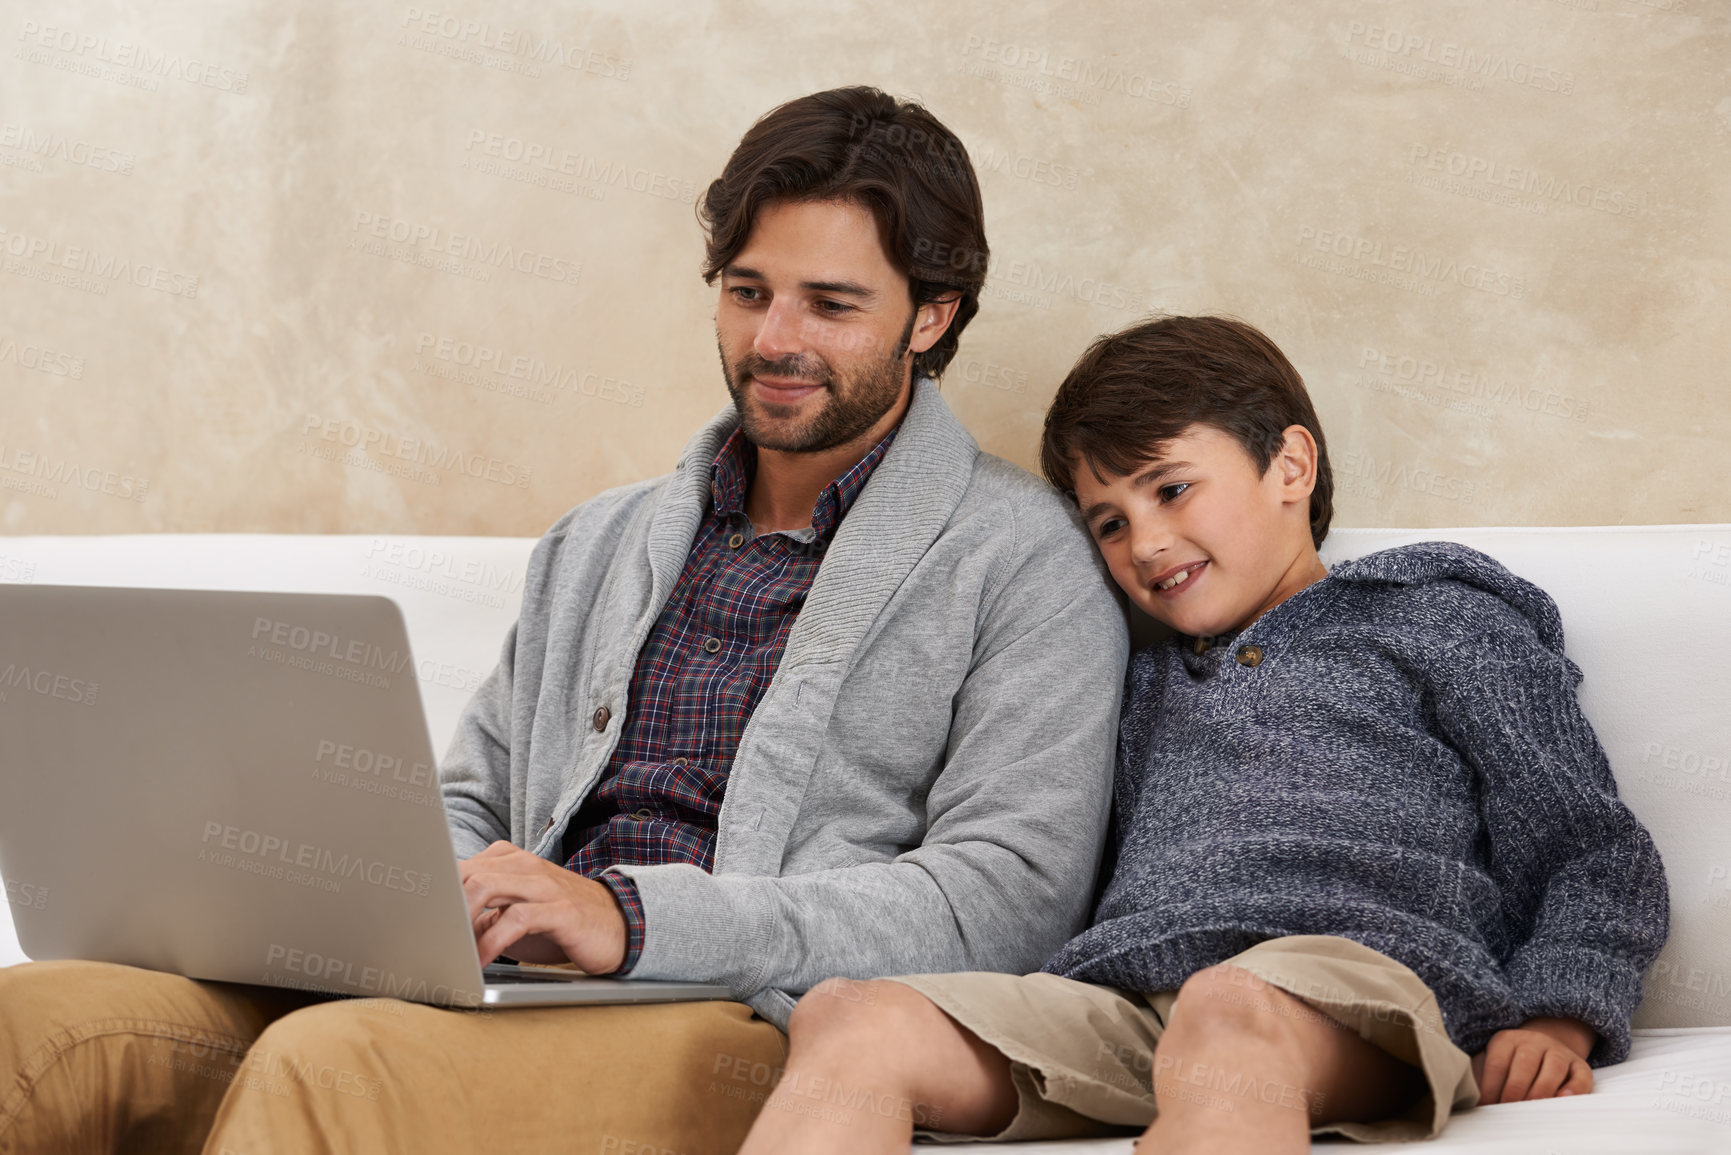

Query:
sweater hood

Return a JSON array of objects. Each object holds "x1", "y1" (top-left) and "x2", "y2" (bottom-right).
[{"x1": 1327, "y1": 541, "x2": 1566, "y2": 654}]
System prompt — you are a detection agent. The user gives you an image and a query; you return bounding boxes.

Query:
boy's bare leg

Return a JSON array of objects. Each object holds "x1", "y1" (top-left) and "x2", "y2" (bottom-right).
[
  {"x1": 1142, "y1": 964, "x2": 1426, "y2": 1154},
  {"x1": 737, "y1": 977, "x2": 1019, "y2": 1155}
]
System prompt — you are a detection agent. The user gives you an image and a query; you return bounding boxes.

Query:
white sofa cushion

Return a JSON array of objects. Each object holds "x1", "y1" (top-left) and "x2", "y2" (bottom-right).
[{"x1": 2, "y1": 527, "x2": 1728, "y2": 1038}]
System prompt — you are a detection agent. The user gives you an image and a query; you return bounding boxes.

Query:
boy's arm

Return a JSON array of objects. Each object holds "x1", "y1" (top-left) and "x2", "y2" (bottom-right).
[{"x1": 1430, "y1": 591, "x2": 1669, "y2": 1066}]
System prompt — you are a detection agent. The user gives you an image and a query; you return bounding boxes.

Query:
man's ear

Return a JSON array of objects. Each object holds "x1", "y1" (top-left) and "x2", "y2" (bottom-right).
[
  {"x1": 906, "y1": 293, "x2": 962, "y2": 355},
  {"x1": 1277, "y1": 425, "x2": 1319, "y2": 497}
]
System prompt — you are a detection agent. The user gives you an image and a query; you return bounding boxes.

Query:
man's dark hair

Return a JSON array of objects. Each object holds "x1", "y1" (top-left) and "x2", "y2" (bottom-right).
[
  {"x1": 698, "y1": 86, "x2": 989, "y2": 380},
  {"x1": 1040, "y1": 316, "x2": 1335, "y2": 549}
]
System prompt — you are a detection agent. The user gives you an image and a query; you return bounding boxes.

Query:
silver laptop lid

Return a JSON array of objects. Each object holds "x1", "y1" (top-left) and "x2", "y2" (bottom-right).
[{"x1": 0, "y1": 584, "x2": 488, "y2": 1007}]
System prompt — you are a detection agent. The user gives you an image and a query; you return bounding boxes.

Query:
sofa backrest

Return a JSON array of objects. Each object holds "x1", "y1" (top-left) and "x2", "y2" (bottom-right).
[{"x1": 2, "y1": 527, "x2": 1727, "y2": 1031}]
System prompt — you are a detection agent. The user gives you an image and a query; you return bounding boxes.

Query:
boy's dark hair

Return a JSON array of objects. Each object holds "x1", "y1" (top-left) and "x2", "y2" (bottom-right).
[
  {"x1": 698, "y1": 86, "x2": 988, "y2": 380},
  {"x1": 1040, "y1": 316, "x2": 1335, "y2": 549}
]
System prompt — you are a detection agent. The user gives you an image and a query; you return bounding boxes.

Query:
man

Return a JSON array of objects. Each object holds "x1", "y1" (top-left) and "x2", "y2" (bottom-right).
[{"x1": 0, "y1": 87, "x2": 1127, "y2": 1154}]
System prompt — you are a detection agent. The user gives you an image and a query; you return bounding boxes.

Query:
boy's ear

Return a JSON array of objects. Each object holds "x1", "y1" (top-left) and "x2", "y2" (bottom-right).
[{"x1": 1278, "y1": 425, "x2": 1319, "y2": 495}]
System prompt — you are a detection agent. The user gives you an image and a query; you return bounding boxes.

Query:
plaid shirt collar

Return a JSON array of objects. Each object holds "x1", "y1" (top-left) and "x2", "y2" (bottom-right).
[{"x1": 709, "y1": 422, "x2": 899, "y2": 541}]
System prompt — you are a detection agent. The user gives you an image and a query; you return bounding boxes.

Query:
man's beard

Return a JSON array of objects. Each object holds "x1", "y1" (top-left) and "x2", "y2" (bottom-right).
[{"x1": 720, "y1": 312, "x2": 915, "y2": 453}]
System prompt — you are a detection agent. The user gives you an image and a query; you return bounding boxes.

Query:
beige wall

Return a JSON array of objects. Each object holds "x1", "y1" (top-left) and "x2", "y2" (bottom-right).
[{"x1": 1, "y1": 0, "x2": 1725, "y2": 536}]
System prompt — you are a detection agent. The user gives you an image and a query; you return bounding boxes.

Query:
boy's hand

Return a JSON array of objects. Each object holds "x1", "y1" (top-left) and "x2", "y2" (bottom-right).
[{"x1": 1472, "y1": 1017, "x2": 1596, "y2": 1104}]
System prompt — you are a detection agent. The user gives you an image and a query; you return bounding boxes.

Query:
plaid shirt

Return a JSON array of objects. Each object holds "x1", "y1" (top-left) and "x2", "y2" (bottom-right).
[{"x1": 564, "y1": 421, "x2": 899, "y2": 972}]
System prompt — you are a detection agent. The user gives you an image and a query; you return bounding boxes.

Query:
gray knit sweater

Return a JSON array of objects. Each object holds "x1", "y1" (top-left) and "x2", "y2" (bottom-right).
[{"x1": 1043, "y1": 542, "x2": 1668, "y2": 1065}]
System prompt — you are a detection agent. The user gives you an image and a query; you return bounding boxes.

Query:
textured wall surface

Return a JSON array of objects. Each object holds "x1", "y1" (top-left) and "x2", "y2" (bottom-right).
[{"x1": 1, "y1": 0, "x2": 1725, "y2": 536}]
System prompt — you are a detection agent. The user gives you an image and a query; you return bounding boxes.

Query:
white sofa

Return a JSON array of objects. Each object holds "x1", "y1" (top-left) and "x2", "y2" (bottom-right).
[{"x1": 1, "y1": 527, "x2": 1729, "y2": 1153}]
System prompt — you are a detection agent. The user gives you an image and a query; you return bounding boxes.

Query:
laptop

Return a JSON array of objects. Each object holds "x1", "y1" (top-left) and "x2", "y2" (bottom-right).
[{"x1": 0, "y1": 583, "x2": 733, "y2": 1009}]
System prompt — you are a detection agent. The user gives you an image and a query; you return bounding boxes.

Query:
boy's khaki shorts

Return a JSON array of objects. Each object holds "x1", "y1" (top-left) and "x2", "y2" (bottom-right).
[{"x1": 887, "y1": 934, "x2": 1479, "y2": 1144}]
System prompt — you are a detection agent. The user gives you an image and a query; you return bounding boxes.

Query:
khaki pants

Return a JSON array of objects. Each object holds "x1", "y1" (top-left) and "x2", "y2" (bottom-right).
[
  {"x1": 0, "y1": 960, "x2": 788, "y2": 1155},
  {"x1": 889, "y1": 935, "x2": 1479, "y2": 1144}
]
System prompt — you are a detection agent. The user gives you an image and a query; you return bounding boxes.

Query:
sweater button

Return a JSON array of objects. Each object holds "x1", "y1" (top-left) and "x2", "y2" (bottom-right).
[
  {"x1": 592, "y1": 705, "x2": 611, "y2": 731},
  {"x1": 1235, "y1": 644, "x2": 1264, "y2": 667}
]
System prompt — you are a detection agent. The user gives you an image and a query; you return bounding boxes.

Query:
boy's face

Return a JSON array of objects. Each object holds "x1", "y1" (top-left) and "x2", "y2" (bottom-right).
[{"x1": 1073, "y1": 423, "x2": 1320, "y2": 638}]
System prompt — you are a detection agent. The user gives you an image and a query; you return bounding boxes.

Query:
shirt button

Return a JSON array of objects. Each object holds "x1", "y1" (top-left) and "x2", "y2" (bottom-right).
[
  {"x1": 672, "y1": 757, "x2": 689, "y2": 768},
  {"x1": 592, "y1": 705, "x2": 611, "y2": 731},
  {"x1": 632, "y1": 808, "x2": 652, "y2": 821},
  {"x1": 703, "y1": 637, "x2": 722, "y2": 654},
  {"x1": 728, "y1": 532, "x2": 745, "y2": 549},
  {"x1": 1235, "y1": 644, "x2": 1264, "y2": 668}
]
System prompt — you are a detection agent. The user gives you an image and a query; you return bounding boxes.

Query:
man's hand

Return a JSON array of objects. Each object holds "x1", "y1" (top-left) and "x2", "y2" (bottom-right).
[
  {"x1": 458, "y1": 841, "x2": 627, "y2": 974},
  {"x1": 1471, "y1": 1016, "x2": 1596, "y2": 1104}
]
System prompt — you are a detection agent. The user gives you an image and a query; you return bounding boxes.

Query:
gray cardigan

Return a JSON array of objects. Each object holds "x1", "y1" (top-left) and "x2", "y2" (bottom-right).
[
  {"x1": 440, "y1": 378, "x2": 1130, "y2": 1028},
  {"x1": 1044, "y1": 542, "x2": 1668, "y2": 1064}
]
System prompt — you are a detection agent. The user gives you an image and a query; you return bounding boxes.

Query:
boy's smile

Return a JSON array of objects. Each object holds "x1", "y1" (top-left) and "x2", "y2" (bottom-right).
[{"x1": 1073, "y1": 423, "x2": 1327, "y2": 639}]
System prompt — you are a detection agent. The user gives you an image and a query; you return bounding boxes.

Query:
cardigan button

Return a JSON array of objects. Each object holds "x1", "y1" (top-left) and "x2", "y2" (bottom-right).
[
  {"x1": 1235, "y1": 644, "x2": 1264, "y2": 668},
  {"x1": 592, "y1": 705, "x2": 611, "y2": 731}
]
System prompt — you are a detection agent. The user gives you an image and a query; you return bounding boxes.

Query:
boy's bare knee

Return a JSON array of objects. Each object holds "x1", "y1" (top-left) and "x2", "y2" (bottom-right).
[
  {"x1": 789, "y1": 978, "x2": 926, "y2": 1044},
  {"x1": 1171, "y1": 964, "x2": 1307, "y2": 1048}
]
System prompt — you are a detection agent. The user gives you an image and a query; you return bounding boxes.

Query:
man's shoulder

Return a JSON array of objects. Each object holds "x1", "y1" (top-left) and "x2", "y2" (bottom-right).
[{"x1": 953, "y1": 450, "x2": 1092, "y2": 552}]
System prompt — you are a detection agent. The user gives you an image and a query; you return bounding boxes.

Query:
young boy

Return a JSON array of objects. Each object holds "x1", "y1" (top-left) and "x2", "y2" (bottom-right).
[{"x1": 736, "y1": 316, "x2": 1670, "y2": 1154}]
